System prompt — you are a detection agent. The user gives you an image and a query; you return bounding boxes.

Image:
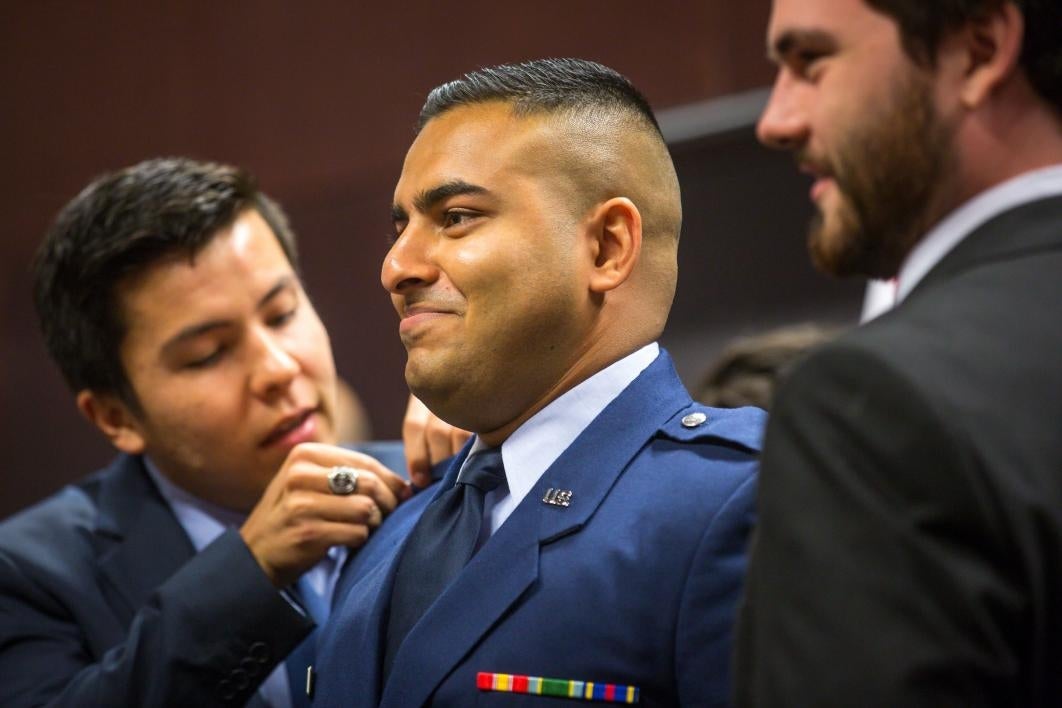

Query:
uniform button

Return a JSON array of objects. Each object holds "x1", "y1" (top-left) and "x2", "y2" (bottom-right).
[
  {"x1": 249, "y1": 641, "x2": 271, "y2": 663},
  {"x1": 231, "y1": 668, "x2": 250, "y2": 691},
  {"x1": 218, "y1": 679, "x2": 236, "y2": 701},
  {"x1": 240, "y1": 657, "x2": 261, "y2": 678},
  {"x1": 681, "y1": 412, "x2": 708, "y2": 428}
]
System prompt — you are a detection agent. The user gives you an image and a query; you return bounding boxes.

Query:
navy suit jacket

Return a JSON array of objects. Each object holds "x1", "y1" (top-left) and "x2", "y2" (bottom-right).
[
  {"x1": 315, "y1": 351, "x2": 764, "y2": 707},
  {"x1": 0, "y1": 443, "x2": 407, "y2": 708}
]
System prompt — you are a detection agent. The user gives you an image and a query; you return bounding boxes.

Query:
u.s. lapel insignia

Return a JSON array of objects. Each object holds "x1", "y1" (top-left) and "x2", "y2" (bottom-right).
[
  {"x1": 542, "y1": 487, "x2": 573, "y2": 507},
  {"x1": 477, "y1": 672, "x2": 639, "y2": 703}
]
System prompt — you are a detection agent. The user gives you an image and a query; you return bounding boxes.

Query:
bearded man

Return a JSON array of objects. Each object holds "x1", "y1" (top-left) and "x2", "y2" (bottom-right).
[{"x1": 735, "y1": 1, "x2": 1062, "y2": 706}]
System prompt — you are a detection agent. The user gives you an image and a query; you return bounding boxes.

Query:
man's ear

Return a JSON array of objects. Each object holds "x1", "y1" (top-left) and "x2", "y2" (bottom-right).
[
  {"x1": 585, "y1": 197, "x2": 642, "y2": 294},
  {"x1": 956, "y1": 2, "x2": 1024, "y2": 108},
  {"x1": 76, "y1": 389, "x2": 147, "y2": 455}
]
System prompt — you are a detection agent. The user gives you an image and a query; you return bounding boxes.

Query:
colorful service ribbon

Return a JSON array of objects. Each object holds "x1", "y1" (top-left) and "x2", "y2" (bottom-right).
[{"x1": 477, "y1": 671, "x2": 640, "y2": 703}]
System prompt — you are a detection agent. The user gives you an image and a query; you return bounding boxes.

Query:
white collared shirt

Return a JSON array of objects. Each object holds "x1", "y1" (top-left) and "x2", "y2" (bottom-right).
[
  {"x1": 895, "y1": 164, "x2": 1062, "y2": 302},
  {"x1": 146, "y1": 460, "x2": 345, "y2": 708},
  {"x1": 462, "y1": 342, "x2": 659, "y2": 536}
]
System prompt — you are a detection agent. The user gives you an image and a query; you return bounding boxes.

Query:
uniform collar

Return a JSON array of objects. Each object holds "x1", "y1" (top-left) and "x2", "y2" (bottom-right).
[{"x1": 465, "y1": 343, "x2": 659, "y2": 513}]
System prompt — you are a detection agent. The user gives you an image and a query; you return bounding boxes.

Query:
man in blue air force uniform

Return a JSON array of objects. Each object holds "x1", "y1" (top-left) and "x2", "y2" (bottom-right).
[{"x1": 314, "y1": 59, "x2": 764, "y2": 708}]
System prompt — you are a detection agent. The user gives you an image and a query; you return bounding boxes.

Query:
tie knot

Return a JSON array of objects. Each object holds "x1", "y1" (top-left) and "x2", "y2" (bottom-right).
[{"x1": 456, "y1": 448, "x2": 506, "y2": 493}]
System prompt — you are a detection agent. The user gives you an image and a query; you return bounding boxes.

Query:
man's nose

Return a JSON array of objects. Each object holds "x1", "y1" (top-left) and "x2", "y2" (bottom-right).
[
  {"x1": 756, "y1": 72, "x2": 810, "y2": 150},
  {"x1": 381, "y1": 223, "x2": 439, "y2": 295},
  {"x1": 249, "y1": 327, "x2": 299, "y2": 399}
]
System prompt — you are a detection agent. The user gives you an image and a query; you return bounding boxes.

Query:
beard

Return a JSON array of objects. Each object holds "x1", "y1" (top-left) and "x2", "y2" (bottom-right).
[{"x1": 803, "y1": 66, "x2": 956, "y2": 279}]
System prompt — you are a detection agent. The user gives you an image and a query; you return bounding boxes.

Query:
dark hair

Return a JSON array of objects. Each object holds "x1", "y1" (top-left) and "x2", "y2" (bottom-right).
[
  {"x1": 33, "y1": 157, "x2": 299, "y2": 409},
  {"x1": 417, "y1": 57, "x2": 663, "y2": 135},
  {"x1": 865, "y1": 0, "x2": 1062, "y2": 113},
  {"x1": 697, "y1": 324, "x2": 841, "y2": 410}
]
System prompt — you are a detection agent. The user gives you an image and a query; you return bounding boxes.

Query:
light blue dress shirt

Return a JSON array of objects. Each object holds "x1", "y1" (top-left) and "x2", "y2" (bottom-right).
[{"x1": 464, "y1": 342, "x2": 659, "y2": 540}]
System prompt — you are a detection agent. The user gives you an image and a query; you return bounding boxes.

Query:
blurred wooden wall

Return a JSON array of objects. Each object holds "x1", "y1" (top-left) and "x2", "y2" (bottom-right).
[{"x1": 2, "y1": 1, "x2": 861, "y2": 517}]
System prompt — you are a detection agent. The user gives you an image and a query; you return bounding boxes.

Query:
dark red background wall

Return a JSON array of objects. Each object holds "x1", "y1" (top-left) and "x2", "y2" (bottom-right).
[{"x1": 3, "y1": 1, "x2": 840, "y2": 517}]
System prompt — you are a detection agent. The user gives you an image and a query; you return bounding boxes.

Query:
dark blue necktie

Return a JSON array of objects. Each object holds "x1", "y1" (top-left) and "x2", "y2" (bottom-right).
[{"x1": 383, "y1": 448, "x2": 506, "y2": 680}]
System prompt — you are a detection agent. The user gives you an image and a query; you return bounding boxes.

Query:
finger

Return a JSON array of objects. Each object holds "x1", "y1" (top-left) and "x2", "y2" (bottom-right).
[
  {"x1": 408, "y1": 462, "x2": 433, "y2": 490},
  {"x1": 311, "y1": 520, "x2": 373, "y2": 551},
  {"x1": 450, "y1": 426, "x2": 473, "y2": 455},
  {"x1": 292, "y1": 466, "x2": 398, "y2": 516},
  {"x1": 425, "y1": 416, "x2": 454, "y2": 468},
  {"x1": 337, "y1": 470, "x2": 399, "y2": 515},
  {"x1": 340, "y1": 451, "x2": 410, "y2": 499},
  {"x1": 402, "y1": 396, "x2": 434, "y2": 485},
  {"x1": 304, "y1": 493, "x2": 383, "y2": 528},
  {"x1": 286, "y1": 443, "x2": 411, "y2": 499}
]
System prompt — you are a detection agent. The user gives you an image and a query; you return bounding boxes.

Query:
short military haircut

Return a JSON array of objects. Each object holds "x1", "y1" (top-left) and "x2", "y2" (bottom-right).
[
  {"x1": 417, "y1": 58, "x2": 682, "y2": 247},
  {"x1": 33, "y1": 157, "x2": 298, "y2": 409},
  {"x1": 865, "y1": 0, "x2": 1062, "y2": 113},
  {"x1": 417, "y1": 57, "x2": 663, "y2": 137}
]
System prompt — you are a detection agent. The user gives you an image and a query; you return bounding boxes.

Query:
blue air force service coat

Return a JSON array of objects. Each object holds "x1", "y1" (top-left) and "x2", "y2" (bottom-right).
[{"x1": 314, "y1": 351, "x2": 764, "y2": 707}]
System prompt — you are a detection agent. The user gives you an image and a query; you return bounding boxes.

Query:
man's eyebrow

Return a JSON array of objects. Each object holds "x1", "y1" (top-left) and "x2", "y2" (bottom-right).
[
  {"x1": 769, "y1": 28, "x2": 838, "y2": 62},
  {"x1": 163, "y1": 320, "x2": 230, "y2": 353},
  {"x1": 412, "y1": 180, "x2": 489, "y2": 214},
  {"x1": 161, "y1": 275, "x2": 294, "y2": 351},
  {"x1": 256, "y1": 275, "x2": 294, "y2": 309}
]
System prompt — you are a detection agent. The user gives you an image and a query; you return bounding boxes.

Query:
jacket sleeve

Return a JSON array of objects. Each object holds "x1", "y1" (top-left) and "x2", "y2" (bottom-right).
[
  {"x1": 676, "y1": 471, "x2": 758, "y2": 708},
  {"x1": 0, "y1": 528, "x2": 314, "y2": 707},
  {"x1": 733, "y1": 344, "x2": 1024, "y2": 707}
]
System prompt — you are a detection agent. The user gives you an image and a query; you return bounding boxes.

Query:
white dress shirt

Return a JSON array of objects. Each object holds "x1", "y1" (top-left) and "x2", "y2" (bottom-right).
[
  {"x1": 461, "y1": 342, "x2": 659, "y2": 537},
  {"x1": 146, "y1": 460, "x2": 345, "y2": 708}
]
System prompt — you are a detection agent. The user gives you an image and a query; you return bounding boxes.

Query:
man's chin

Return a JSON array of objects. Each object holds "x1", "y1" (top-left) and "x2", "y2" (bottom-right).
[
  {"x1": 807, "y1": 212, "x2": 853, "y2": 278},
  {"x1": 806, "y1": 203, "x2": 883, "y2": 279},
  {"x1": 405, "y1": 364, "x2": 448, "y2": 411}
]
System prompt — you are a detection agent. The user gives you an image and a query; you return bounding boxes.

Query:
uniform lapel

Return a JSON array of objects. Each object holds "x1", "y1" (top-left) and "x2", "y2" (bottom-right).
[
  {"x1": 93, "y1": 455, "x2": 196, "y2": 624},
  {"x1": 380, "y1": 351, "x2": 692, "y2": 708}
]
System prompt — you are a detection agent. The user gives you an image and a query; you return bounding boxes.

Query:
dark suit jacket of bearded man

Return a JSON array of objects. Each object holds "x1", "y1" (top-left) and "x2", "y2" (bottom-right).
[{"x1": 737, "y1": 195, "x2": 1062, "y2": 707}]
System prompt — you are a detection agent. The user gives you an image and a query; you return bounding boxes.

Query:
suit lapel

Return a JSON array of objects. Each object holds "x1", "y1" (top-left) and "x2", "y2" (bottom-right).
[
  {"x1": 380, "y1": 351, "x2": 692, "y2": 708},
  {"x1": 911, "y1": 195, "x2": 1062, "y2": 301},
  {"x1": 93, "y1": 455, "x2": 196, "y2": 623}
]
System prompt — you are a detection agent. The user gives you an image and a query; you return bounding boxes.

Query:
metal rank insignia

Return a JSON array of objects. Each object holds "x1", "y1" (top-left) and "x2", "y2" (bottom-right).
[
  {"x1": 477, "y1": 672, "x2": 639, "y2": 703},
  {"x1": 542, "y1": 487, "x2": 573, "y2": 507}
]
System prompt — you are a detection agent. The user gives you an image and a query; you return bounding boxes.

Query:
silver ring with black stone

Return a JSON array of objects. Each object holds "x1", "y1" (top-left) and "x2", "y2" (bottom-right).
[{"x1": 328, "y1": 466, "x2": 360, "y2": 495}]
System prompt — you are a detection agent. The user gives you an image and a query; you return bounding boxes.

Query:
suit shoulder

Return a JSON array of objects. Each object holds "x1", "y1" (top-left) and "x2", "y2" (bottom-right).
[
  {"x1": 0, "y1": 482, "x2": 98, "y2": 576},
  {"x1": 656, "y1": 402, "x2": 766, "y2": 455},
  {"x1": 785, "y1": 317, "x2": 980, "y2": 418}
]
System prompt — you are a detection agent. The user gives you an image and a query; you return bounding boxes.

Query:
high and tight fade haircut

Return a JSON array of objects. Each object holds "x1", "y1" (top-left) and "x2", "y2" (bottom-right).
[
  {"x1": 33, "y1": 157, "x2": 299, "y2": 411},
  {"x1": 865, "y1": 0, "x2": 1062, "y2": 114},
  {"x1": 417, "y1": 58, "x2": 663, "y2": 137}
]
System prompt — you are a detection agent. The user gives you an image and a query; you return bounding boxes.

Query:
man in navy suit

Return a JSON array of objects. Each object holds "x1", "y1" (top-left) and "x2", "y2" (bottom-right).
[
  {"x1": 0, "y1": 158, "x2": 413, "y2": 707},
  {"x1": 314, "y1": 58, "x2": 764, "y2": 707}
]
